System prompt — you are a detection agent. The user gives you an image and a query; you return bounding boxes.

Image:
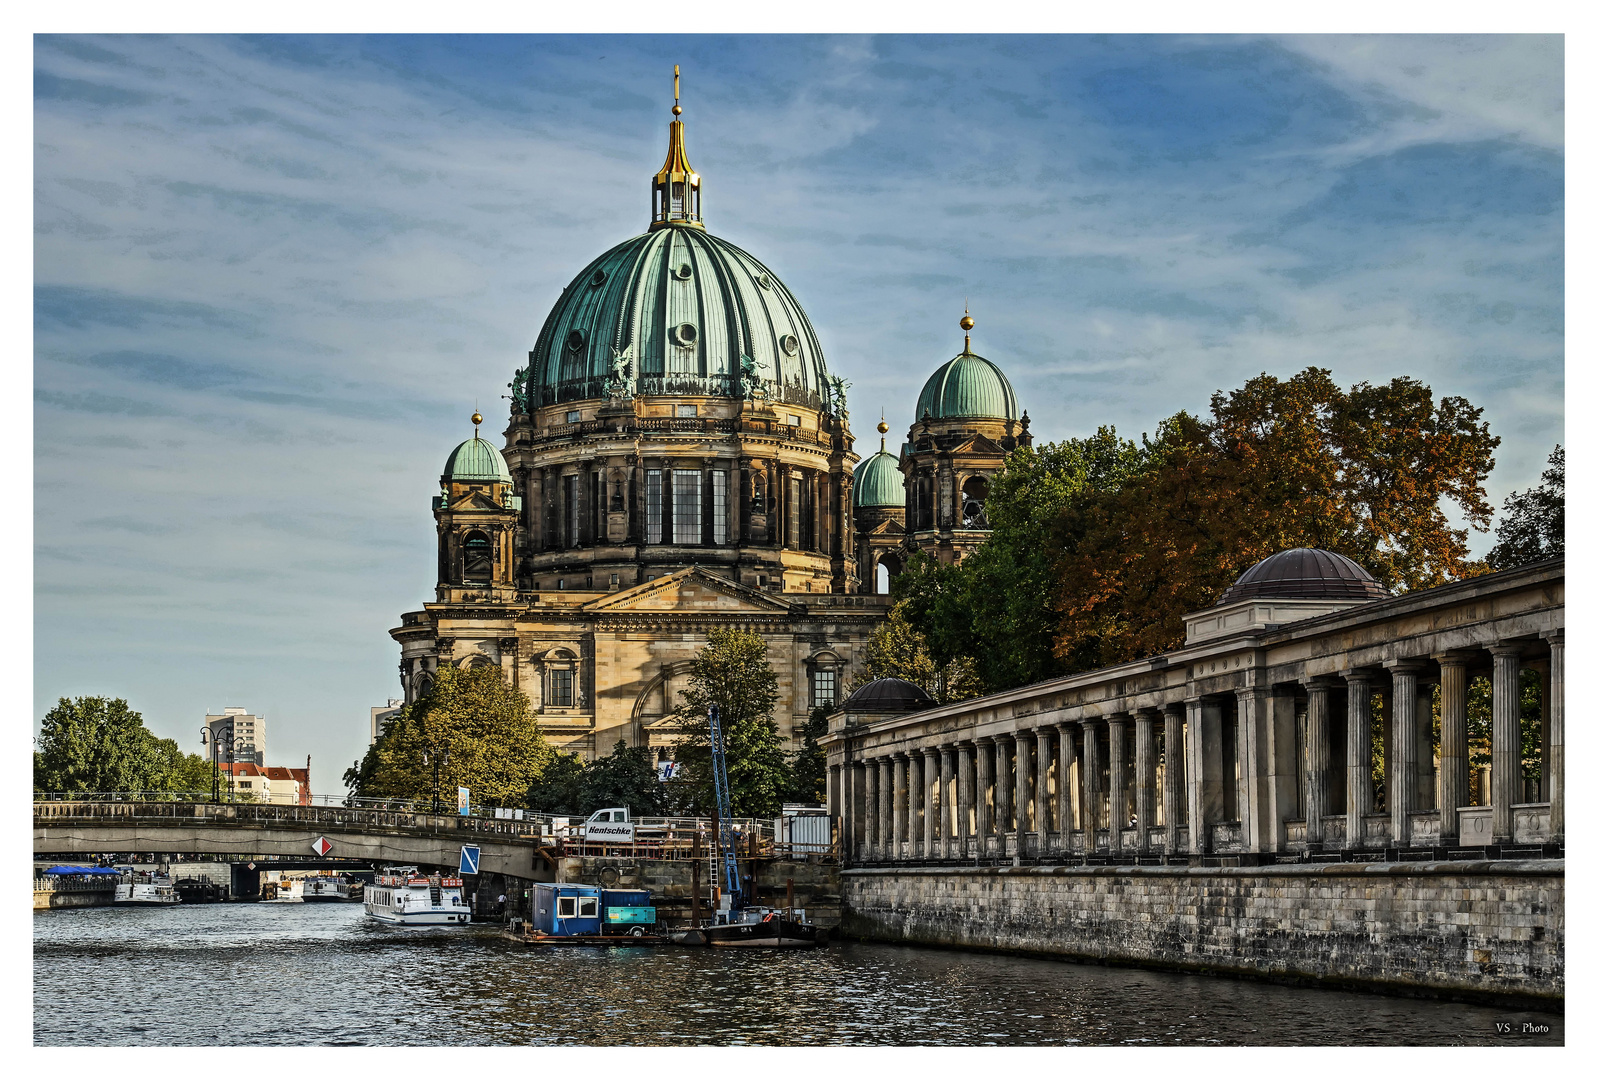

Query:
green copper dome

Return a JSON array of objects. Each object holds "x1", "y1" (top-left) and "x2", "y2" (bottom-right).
[
  {"x1": 443, "y1": 437, "x2": 513, "y2": 483},
  {"x1": 853, "y1": 443, "x2": 905, "y2": 508},
  {"x1": 914, "y1": 352, "x2": 1019, "y2": 421},
  {"x1": 524, "y1": 226, "x2": 835, "y2": 412}
]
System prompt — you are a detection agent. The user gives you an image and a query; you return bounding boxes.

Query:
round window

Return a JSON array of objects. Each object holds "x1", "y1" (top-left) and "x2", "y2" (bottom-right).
[
  {"x1": 566, "y1": 328, "x2": 587, "y2": 352},
  {"x1": 757, "y1": 273, "x2": 773, "y2": 290},
  {"x1": 589, "y1": 268, "x2": 607, "y2": 287},
  {"x1": 779, "y1": 333, "x2": 800, "y2": 356},
  {"x1": 676, "y1": 263, "x2": 693, "y2": 280},
  {"x1": 671, "y1": 322, "x2": 698, "y2": 346}
]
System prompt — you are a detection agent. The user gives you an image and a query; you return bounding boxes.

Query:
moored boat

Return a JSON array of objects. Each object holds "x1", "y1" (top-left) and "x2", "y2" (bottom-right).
[
  {"x1": 669, "y1": 907, "x2": 827, "y2": 948},
  {"x1": 365, "y1": 867, "x2": 470, "y2": 925},
  {"x1": 113, "y1": 867, "x2": 181, "y2": 906},
  {"x1": 302, "y1": 875, "x2": 358, "y2": 902}
]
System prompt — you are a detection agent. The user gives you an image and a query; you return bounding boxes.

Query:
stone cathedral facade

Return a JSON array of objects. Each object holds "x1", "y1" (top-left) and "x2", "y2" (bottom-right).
[{"x1": 391, "y1": 85, "x2": 1030, "y2": 759}]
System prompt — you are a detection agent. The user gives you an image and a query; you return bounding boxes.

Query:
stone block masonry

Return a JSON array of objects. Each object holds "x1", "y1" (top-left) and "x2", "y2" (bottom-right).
[{"x1": 842, "y1": 860, "x2": 1562, "y2": 1007}]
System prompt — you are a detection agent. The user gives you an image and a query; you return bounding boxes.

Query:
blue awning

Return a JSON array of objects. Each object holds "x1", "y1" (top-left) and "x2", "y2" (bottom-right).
[{"x1": 41, "y1": 866, "x2": 120, "y2": 876}]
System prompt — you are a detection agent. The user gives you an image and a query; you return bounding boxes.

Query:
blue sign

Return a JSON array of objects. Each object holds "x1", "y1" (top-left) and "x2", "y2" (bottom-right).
[{"x1": 459, "y1": 845, "x2": 480, "y2": 875}]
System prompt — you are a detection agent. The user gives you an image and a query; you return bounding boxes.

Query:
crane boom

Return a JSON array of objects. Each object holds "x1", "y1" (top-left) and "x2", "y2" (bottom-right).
[{"x1": 705, "y1": 703, "x2": 741, "y2": 909}]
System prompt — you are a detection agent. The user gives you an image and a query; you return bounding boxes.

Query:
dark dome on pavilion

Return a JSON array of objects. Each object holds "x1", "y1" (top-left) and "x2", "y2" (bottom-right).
[
  {"x1": 1219, "y1": 548, "x2": 1392, "y2": 605},
  {"x1": 841, "y1": 677, "x2": 935, "y2": 712}
]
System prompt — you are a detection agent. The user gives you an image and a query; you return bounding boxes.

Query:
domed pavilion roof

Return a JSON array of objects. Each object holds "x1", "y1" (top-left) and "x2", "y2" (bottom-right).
[
  {"x1": 1219, "y1": 548, "x2": 1391, "y2": 605},
  {"x1": 854, "y1": 422, "x2": 905, "y2": 509},
  {"x1": 443, "y1": 436, "x2": 512, "y2": 484},
  {"x1": 914, "y1": 319, "x2": 1019, "y2": 422},
  {"x1": 841, "y1": 677, "x2": 935, "y2": 713}
]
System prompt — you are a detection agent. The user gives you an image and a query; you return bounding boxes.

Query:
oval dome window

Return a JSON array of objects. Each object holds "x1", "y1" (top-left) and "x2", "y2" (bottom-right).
[
  {"x1": 566, "y1": 328, "x2": 587, "y2": 352},
  {"x1": 589, "y1": 268, "x2": 607, "y2": 287},
  {"x1": 670, "y1": 322, "x2": 699, "y2": 347},
  {"x1": 676, "y1": 263, "x2": 693, "y2": 280},
  {"x1": 779, "y1": 333, "x2": 800, "y2": 356},
  {"x1": 757, "y1": 273, "x2": 773, "y2": 290}
]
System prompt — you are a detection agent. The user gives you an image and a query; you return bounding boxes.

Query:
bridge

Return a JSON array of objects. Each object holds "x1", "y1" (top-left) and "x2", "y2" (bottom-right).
[{"x1": 33, "y1": 800, "x2": 560, "y2": 882}]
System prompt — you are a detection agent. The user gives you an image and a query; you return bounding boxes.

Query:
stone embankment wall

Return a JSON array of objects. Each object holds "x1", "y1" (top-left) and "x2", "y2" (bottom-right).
[
  {"x1": 554, "y1": 856, "x2": 842, "y2": 926},
  {"x1": 843, "y1": 860, "x2": 1562, "y2": 1005}
]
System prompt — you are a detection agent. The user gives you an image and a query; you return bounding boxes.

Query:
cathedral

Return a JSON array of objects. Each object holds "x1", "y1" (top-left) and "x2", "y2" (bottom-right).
[{"x1": 390, "y1": 77, "x2": 1029, "y2": 758}]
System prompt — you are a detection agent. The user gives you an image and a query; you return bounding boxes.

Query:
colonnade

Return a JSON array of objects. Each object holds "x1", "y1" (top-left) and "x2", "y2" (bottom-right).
[{"x1": 830, "y1": 631, "x2": 1564, "y2": 862}]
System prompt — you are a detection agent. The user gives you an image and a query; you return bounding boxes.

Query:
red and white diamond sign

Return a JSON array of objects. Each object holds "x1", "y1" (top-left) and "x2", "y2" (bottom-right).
[{"x1": 311, "y1": 836, "x2": 333, "y2": 856}]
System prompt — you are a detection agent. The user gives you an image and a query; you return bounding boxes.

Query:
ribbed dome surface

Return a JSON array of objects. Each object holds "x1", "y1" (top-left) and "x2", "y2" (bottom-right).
[
  {"x1": 443, "y1": 437, "x2": 513, "y2": 483},
  {"x1": 853, "y1": 447, "x2": 905, "y2": 508},
  {"x1": 914, "y1": 352, "x2": 1018, "y2": 421},
  {"x1": 526, "y1": 225, "x2": 834, "y2": 411},
  {"x1": 841, "y1": 677, "x2": 934, "y2": 712},
  {"x1": 1219, "y1": 548, "x2": 1391, "y2": 604}
]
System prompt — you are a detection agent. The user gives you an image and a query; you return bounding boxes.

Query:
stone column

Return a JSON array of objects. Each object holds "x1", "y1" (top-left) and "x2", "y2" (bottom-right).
[
  {"x1": 892, "y1": 754, "x2": 909, "y2": 858},
  {"x1": 827, "y1": 763, "x2": 841, "y2": 820},
  {"x1": 922, "y1": 748, "x2": 939, "y2": 857},
  {"x1": 876, "y1": 758, "x2": 894, "y2": 856},
  {"x1": 905, "y1": 752, "x2": 922, "y2": 858},
  {"x1": 957, "y1": 743, "x2": 976, "y2": 857},
  {"x1": 1344, "y1": 672, "x2": 1375, "y2": 850},
  {"x1": 1543, "y1": 630, "x2": 1563, "y2": 842},
  {"x1": 993, "y1": 737, "x2": 1013, "y2": 854},
  {"x1": 974, "y1": 738, "x2": 994, "y2": 854},
  {"x1": 1184, "y1": 699, "x2": 1206, "y2": 856},
  {"x1": 1014, "y1": 731, "x2": 1033, "y2": 854},
  {"x1": 1264, "y1": 688, "x2": 1300, "y2": 853},
  {"x1": 1057, "y1": 725, "x2": 1077, "y2": 836},
  {"x1": 1082, "y1": 722, "x2": 1101, "y2": 851},
  {"x1": 863, "y1": 761, "x2": 879, "y2": 860},
  {"x1": 1034, "y1": 727, "x2": 1052, "y2": 854},
  {"x1": 1234, "y1": 687, "x2": 1268, "y2": 854},
  {"x1": 939, "y1": 747, "x2": 956, "y2": 856},
  {"x1": 1162, "y1": 705, "x2": 1185, "y2": 850},
  {"x1": 1490, "y1": 645, "x2": 1523, "y2": 845},
  {"x1": 1386, "y1": 660, "x2": 1426, "y2": 847},
  {"x1": 1107, "y1": 715, "x2": 1127, "y2": 854},
  {"x1": 1134, "y1": 708, "x2": 1158, "y2": 854},
  {"x1": 1305, "y1": 679, "x2": 1334, "y2": 847},
  {"x1": 1435, "y1": 652, "x2": 1471, "y2": 844}
]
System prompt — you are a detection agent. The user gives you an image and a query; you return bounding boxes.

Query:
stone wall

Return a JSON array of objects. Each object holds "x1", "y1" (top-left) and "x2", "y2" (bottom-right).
[{"x1": 842, "y1": 860, "x2": 1563, "y2": 1005}]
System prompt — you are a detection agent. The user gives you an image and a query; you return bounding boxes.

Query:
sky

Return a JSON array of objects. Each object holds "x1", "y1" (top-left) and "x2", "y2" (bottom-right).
[{"x1": 32, "y1": 33, "x2": 1564, "y2": 794}]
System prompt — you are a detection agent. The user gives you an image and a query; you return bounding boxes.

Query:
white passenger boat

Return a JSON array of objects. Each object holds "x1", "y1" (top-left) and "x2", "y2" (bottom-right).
[
  {"x1": 302, "y1": 875, "x2": 357, "y2": 902},
  {"x1": 365, "y1": 867, "x2": 471, "y2": 925},
  {"x1": 113, "y1": 868, "x2": 181, "y2": 906}
]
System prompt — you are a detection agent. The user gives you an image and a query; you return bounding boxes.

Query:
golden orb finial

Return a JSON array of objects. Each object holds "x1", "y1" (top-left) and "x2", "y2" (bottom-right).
[
  {"x1": 961, "y1": 306, "x2": 975, "y2": 353},
  {"x1": 877, "y1": 418, "x2": 889, "y2": 435},
  {"x1": 471, "y1": 411, "x2": 483, "y2": 427},
  {"x1": 673, "y1": 65, "x2": 682, "y2": 115},
  {"x1": 960, "y1": 314, "x2": 975, "y2": 332}
]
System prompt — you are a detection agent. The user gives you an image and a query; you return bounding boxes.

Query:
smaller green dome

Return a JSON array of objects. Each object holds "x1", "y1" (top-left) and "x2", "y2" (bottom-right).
[
  {"x1": 443, "y1": 437, "x2": 512, "y2": 483},
  {"x1": 915, "y1": 351, "x2": 1019, "y2": 421},
  {"x1": 854, "y1": 444, "x2": 905, "y2": 508}
]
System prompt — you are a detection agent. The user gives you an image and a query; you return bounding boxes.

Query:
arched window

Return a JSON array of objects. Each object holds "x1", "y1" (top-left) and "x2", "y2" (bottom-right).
[
  {"x1": 961, "y1": 476, "x2": 990, "y2": 529},
  {"x1": 463, "y1": 531, "x2": 492, "y2": 582}
]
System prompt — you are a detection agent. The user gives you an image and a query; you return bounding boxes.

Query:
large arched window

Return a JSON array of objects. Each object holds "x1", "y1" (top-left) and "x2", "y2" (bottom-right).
[
  {"x1": 463, "y1": 531, "x2": 492, "y2": 582},
  {"x1": 961, "y1": 476, "x2": 990, "y2": 529}
]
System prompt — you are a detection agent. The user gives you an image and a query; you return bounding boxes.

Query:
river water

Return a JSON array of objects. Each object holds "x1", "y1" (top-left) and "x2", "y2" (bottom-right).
[{"x1": 34, "y1": 903, "x2": 1560, "y2": 1046}]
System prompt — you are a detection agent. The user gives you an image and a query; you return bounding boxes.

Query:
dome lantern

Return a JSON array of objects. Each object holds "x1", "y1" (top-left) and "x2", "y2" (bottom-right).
[{"x1": 649, "y1": 66, "x2": 704, "y2": 232}]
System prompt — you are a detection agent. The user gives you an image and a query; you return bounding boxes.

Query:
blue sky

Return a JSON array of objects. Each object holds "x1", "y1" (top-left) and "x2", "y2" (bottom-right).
[{"x1": 33, "y1": 34, "x2": 1564, "y2": 792}]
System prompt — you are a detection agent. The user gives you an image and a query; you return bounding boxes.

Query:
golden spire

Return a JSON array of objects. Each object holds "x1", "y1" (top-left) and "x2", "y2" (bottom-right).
[
  {"x1": 877, "y1": 413, "x2": 889, "y2": 451},
  {"x1": 960, "y1": 306, "x2": 975, "y2": 354},
  {"x1": 472, "y1": 409, "x2": 483, "y2": 438},
  {"x1": 650, "y1": 65, "x2": 703, "y2": 231}
]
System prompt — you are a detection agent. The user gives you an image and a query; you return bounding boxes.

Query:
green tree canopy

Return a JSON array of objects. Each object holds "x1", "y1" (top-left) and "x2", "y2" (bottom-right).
[
  {"x1": 787, "y1": 706, "x2": 831, "y2": 805},
  {"x1": 34, "y1": 696, "x2": 217, "y2": 796},
  {"x1": 1487, "y1": 444, "x2": 1563, "y2": 570},
  {"x1": 669, "y1": 627, "x2": 792, "y2": 817},
  {"x1": 854, "y1": 601, "x2": 982, "y2": 705},
  {"x1": 350, "y1": 665, "x2": 553, "y2": 809}
]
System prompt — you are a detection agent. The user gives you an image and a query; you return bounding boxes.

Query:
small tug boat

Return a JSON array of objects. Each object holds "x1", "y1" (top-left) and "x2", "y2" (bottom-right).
[
  {"x1": 113, "y1": 867, "x2": 181, "y2": 906},
  {"x1": 670, "y1": 906, "x2": 827, "y2": 948},
  {"x1": 365, "y1": 867, "x2": 470, "y2": 925}
]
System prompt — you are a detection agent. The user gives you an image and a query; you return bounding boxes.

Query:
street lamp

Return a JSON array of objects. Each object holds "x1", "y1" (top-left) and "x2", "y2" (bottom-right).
[
  {"x1": 421, "y1": 744, "x2": 451, "y2": 814},
  {"x1": 200, "y1": 720, "x2": 238, "y2": 804}
]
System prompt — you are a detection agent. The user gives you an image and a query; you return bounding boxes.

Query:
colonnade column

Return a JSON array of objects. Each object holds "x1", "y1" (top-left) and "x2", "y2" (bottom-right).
[
  {"x1": 891, "y1": 754, "x2": 909, "y2": 857},
  {"x1": 922, "y1": 748, "x2": 939, "y2": 858},
  {"x1": 974, "y1": 738, "x2": 994, "y2": 855},
  {"x1": 1490, "y1": 645, "x2": 1523, "y2": 845},
  {"x1": 1344, "y1": 672, "x2": 1374, "y2": 850},
  {"x1": 1034, "y1": 727, "x2": 1053, "y2": 853},
  {"x1": 957, "y1": 743, "x2": 975, "y2": 856},
  {"x1": 1435, "y1": 653, "x2": 1470, "y2": 844},
  {"x1": 904, "y1": 752, "x2": 922, "y2": 859},
  {"x1": 1107, "y1": 715, "x2": 1127, "y2": 855},
  {"x1": 1057, "y1": 725, "x2": 1077, "y2": 837},
  {"x1": 1134, "y1": 708, "x2": 1157, "y2": 854},
  {"x1": 994, "y1": 737, "x2": 1013, "y2": 855},
  {"x1": 1161, "y1": 704, "x2": 1185, "y2": 853},
  {"x1": 1543, "y1": 630, "x2": 1563, "y2": 843},
  {"x1": 1184, "y1": 699, "x2": 1206, "y2": 856},
  {"x1": 940, "y1": 747, "x2": 956, "y2": 857},
  {"x1": 1082, "y1": 722, "x2": 1101, "y2": 852},
  {"x1": 876, "y1": 758, "x2": 893, "y2": 856},
  {"x1": 1015, "y1": 732, "x2": 1033, "y2": 856},
  {"x1": 863, "y1": 761, "x2": 879, "y2": 860},
  {"x1": 1386, "y1": 661, "x2": 1425, "y2": 847}
]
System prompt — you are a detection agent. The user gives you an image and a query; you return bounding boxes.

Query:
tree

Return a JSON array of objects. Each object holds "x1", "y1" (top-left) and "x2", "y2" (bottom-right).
[
  {"x1": 854, "y1": 601, "x2": 982, "y2": 704},
  {"x1": 578, "y1": 741, "x2": 668, "y2": 815},
  {"x1": 36, "y1": 696, "x2": 173, "y2": 794},
  {"x1": 523, "y1": 751, "x2": 587, "y2": 814},
  {"x1": 668, "y1": 627, "x2": 793, "y2": 817},
  {"x1": 353, "y1": 665, "x2": 553, "y2": 809},
  {"x1": 787, "y1": 706, "x2": 831, "y2": 805},
  {"x1": 1487, "y1": 445, "x2": 1563, "y2": 569},
  {"x1": 1052, "y1": 369, "x2": 1499, "y2": 668}
]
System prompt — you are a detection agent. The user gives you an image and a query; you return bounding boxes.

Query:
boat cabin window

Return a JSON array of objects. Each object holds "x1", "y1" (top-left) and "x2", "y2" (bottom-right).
[
  {"x1": 578, "y1": 896, "x2": 598, "y2": 918},
  {"x1": 557, "y1": 896, "x2": 578, "y2": 918}
]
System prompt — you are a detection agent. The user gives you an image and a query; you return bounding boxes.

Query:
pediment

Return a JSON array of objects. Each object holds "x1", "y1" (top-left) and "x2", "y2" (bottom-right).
[
  {"x1": 449, "y1": 490, "x2": 505, "y2": 511},
  {"x1": 868, "y1": 519, "x2": 905, "y2": 537},
  {"x1": 585, "y1": 566, "x2": 795, "y2": 613},
  {"x1": 948, "y1": 432, "x2": 1007, "y2": 456}
]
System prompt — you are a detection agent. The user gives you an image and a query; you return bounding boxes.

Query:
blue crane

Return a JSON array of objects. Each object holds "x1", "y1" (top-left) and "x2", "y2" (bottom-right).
[{"x1": 705, "y1": 703, "x2": 742, "y2": 912}]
